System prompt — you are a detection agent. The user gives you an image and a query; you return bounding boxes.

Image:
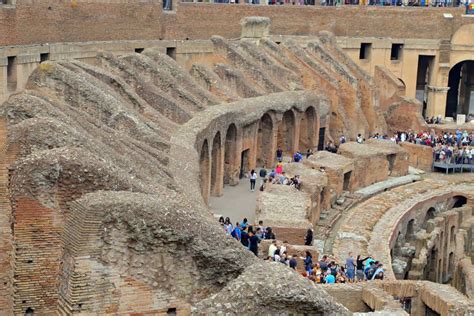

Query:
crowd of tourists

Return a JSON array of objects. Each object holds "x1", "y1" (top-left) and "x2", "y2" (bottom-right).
[
  {"x1": 332, "y1": 128, "x2": 474, "y2": 165},
  {"x1": 179, "y1": 0, "x2": 473, "y2": 8},
  {"x1": 247, "y1": 147, "x2": 308, "y2": 192},
  {"x1": 219, "y1": 217, "x2": 276, "y2": 255},
  {"x1": 218, "y1": 217, "x2": 385, "y2": 283},
  {"x1": 395, "y1": 129, "x2": 474, "y2": 164}
]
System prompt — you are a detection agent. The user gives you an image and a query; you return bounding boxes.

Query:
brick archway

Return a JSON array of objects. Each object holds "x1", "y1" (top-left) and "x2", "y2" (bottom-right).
[
  {"x1": 224, "y1": 124, "x2": 238, "y2": 186},
  {"x1": 299, "y1": 106, "x2": 317, "y2": 152},
  {"x1": 211, "y1": 132, "x2": 223, "y2": 197},
  {"x1": 256, "y1": 113, "x2": 274, "y2": 168},
  {"x1": 199, "y1": 139, "x2": 210, "y2": 204},
  {"x1": 277, "y1": 110, "x2": 295, "y2": 156}
]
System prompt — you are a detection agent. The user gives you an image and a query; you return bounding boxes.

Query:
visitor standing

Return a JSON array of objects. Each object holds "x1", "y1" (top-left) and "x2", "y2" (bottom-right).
[
  {"x1": 249, "y1": 169, "x2": 257, "y2": 191},
  {"x1": 276, "y1": 147, "x2": 283, "y2": 162},
  {"x1": 248, "y1": 231, "x2": 260, "y2": 256},
  {"x1": 345, "y1": 252, "x2": 355, "y2": 282}
]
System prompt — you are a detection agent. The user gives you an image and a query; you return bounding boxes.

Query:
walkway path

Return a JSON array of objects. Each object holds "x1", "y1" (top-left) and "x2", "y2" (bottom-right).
[{"x1": 209, "y1": 175, "x2": 259, "y2": 223}]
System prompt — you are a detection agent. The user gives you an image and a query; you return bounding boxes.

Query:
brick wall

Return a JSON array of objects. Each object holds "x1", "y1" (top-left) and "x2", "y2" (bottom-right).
[{"x1": 0, "y1": 1, "x2": 468, "y2": 47}]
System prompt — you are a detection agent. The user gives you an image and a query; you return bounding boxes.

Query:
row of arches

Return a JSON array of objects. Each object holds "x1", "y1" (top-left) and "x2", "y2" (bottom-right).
[
  {"x1": 392, "y1": 195, "x2": 467, "y2": 284},
  {"x1": 199, "y1": 106, "x2": 320, "y2": 204}
]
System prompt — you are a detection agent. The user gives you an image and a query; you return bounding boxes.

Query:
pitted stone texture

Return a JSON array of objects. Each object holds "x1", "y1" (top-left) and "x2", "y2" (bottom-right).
[
  {"x1": 256, "y1": 184, "x2": 312, "y2": 229},
  {"x1": 193, "y1": 262, "x2": 348, "y2": 315}
]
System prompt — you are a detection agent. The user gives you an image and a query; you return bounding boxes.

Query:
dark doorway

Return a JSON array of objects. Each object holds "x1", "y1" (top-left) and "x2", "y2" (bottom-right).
[
  {"x1": 452, "y1": 195, "x2": 467, "y2": 208},
  {"x1": 40, "y1": 53, "x2": 50, "y2": 63},
  {"x1": 240, "y1": 149, "x2": 249, "y2": 179},
  {"x1": 343, "y1": 171, "x2": 351, "y2": 191},
  {"x1": 317, "y1": 127, "x2": 326, "y2": 151},
  {"x1": 416, "y1": 55, "x2": 434, "y2": 117},
  {"x1": 7, "y1": 56, "x2": 17, "y2": 93},
  {"x1": 387, "y1": 154, "x2": 396, "y2": 174},
  {"x1": 256, "y1": 113, "x2": 273, "y2": 167},
  {"x1": 446, "y1": 60, "x2": 474, "y2": 118},
  {"x1": 166, "y1": 47, "x2": 177, "y2": 60}
]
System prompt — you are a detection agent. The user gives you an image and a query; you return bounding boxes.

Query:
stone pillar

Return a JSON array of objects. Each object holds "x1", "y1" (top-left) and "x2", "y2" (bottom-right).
[
  {"x1": 240, "y1": 17, "x2": 270, "y2": 39},
  {"x1": 213, "y1": 140, "x2": 225, "y2": 197},
  {"x1": 425, "y1": 85, "x2": 450, "y2": 118},
  {"x1": 248, "y1": 122, "x2": 259, "y2": 171},
  {"x1": 293, "y1": 111, "x2": 301, "y2": 154},
  {"x1": 426, "y1": 62, "x2": 451, "y2": 118}
]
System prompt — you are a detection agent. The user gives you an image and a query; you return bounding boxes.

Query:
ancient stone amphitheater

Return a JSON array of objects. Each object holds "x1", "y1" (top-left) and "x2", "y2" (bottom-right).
[{"x1": 0, "y1": 3, "x2": 473, "y2": 315}]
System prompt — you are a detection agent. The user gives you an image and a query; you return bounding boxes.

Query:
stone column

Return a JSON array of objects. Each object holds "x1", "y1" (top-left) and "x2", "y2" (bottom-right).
[
  {"x1": 426, "y1": 85, "x2": 450, "y2": 118},
  {"x1": 293, "y1": 111, "x2": 301, "y2": 154}
]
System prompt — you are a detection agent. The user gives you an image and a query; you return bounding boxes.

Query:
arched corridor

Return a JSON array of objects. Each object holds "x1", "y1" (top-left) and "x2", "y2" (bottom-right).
[
  {"x1": 256, "y1": 113, "x2": 274, "y2": 168},
  {"x1": 277, "y1": 110, "x2": 296, "y2": 156},
  {"x1": 445, "y1": 60, "x2": 474, "y2": 118},
  {"x1": 299, "y1": 106, "x2": 317, "y2": 152},
  {"x1": 224, "y1": 124, "x2": 238, "y2": 186},
  {"x1": 200, "y1": 139, "x2": 210, "y2": 204},
  {"x1": 211, "y1": 132, "x2": 223, "y2": 197}
]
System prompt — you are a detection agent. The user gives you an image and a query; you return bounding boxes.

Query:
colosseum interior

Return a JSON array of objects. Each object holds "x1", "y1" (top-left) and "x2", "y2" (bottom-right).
[{"x1": 0, "y1": 1, "x2": 474, "y2": 315}]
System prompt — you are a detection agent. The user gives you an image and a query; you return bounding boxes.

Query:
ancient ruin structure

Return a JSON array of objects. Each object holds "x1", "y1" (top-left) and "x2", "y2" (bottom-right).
[{"x1": 0, "y1": 1, "x2": 473, "y2": 315}]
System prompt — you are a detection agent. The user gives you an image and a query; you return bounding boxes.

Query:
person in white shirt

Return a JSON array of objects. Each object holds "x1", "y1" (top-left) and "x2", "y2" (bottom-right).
[{"x1": 268, "y1": 240, "x2": 277, "y2": 259}]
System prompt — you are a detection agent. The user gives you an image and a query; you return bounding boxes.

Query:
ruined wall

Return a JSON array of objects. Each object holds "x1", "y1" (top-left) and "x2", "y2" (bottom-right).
[
  {"x1": 399, "y1": 142, "x2": 433, "y2": 171},
  {"x1": 0, "y1": 2, "x2": 467, "y2": 47}
]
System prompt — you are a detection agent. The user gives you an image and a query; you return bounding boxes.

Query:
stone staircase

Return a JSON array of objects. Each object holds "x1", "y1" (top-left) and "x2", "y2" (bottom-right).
[{"x1": 314, "y1": 191, "x2": 361, "y2": 255}]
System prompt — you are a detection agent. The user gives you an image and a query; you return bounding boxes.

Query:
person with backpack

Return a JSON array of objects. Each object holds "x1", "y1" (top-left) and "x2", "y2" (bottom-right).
[{"x1": 231, "y1": 222, "x2": 241, "y2": 241}]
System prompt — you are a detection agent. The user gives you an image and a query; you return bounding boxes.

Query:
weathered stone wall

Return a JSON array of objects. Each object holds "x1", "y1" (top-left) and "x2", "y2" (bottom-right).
[
  {"x1": 0, "y1": 2, "x2": 467, "y2": 47},
  {"x1": 399, "y1": 142, "x2": 433, "y2": 172}
]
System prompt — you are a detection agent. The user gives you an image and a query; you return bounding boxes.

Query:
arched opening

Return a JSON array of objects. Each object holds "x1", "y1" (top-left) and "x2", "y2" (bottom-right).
[
  {"x1": 424, "y1": 207, "x2": 436, "y2": 227},
  {"x1": 277, "y1": 110, "x2": 295, "y2": 156},
  {"x1": 406, "y1": 219, "x2": 415, "y2": 241},
  {"x1": 211, "y1": 132, "x2": 223, "y2": 197},
  {"x1": 450, "y1": 225, "x2": 456, "y2": 243},
  {"x1": 224, "y1": 124, "x2": 238, "y2": 186},
  {"x1": 256, "y1": 113, "x2": 274, "y2": 168},
  {"x1": 448, "y1": 252, "x2": 454, "y2": 278},
  {"x1": 25, "y1": 307, "x2": 34, "y2": 315},
  {"x1": 452, "y1": 195, "x2": 467, "y2": 208},
  {"x1": 199, "y1": 139, "x2": 210, "y2": 204},
  {"x1": 299, "y1": 107, "x2": 316, "y2": 152},
  {"x1": 445, "y1": 60, "x2": 474, "y2": 118}
]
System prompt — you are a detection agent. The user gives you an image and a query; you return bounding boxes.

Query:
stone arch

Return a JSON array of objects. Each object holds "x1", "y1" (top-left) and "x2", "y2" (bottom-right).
[
  {"x1": 256, "y1": 113, "x2": 274, "y2": 168},
  {"x1": 445, "y1": 60, "x2": 474, "y2": 118},
  {"x1": 199, "y1": 139, "x2": 210, "y2": 204},
  {"x1": 451, "y1": 24, "x2": 474, "y2": 47},
  {"x1": 448, "y1": 252, "x2": 454, "y2": 275},
  {"x1": 277, "y1": 109, "x2": 296, "y2": 156},
  {"x1": 450, "y1": 225, "x2": 456, "y2": 243},
  {"x1": 299, "y1": 106, "x2": 317, "y2": 152},
  {"x1": 224, "y1": 124, "x2": 238, "y2": 186},
  {"x1": 452, "y1": 195, "x2": 467, "y2": 208},
  {"x1": 211, "y1": 132, "x2": 223, "y2": 197},
  {"x1": 406, "y1": 219, "x2": 415, "y2": 241},
  {"x1": 424, "y1": 207, "x2": 436, "y2": 223}
]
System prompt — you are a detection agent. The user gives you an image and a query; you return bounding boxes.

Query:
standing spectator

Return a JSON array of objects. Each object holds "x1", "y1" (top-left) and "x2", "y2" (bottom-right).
[
  {"x1": 249, "y1": 169, "x2": 257, "y2": 191},
  {"x1": 356, "y1": 255, "x2": 370, "y2": 281},
  {"x1": 231, "y1": 222, "x2": 241, "y2": 241},
  {"x1": 345, "y1": 252, "x2": 356, "y2": 282},
  {"x1": 289, "y1": 255, "x2": 298, "y2": 270},
  {"x1": 248, "y1": 230, "x2": 259, "y2": 256},
  {"x1": 268, "y1": 240, "x2": 277, "y2": 258},
  {"x1": 276, "y1": 147, "x2": 283, "y2": 162}
]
